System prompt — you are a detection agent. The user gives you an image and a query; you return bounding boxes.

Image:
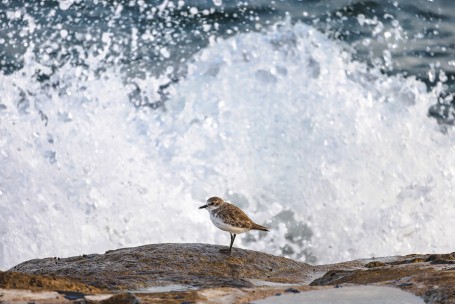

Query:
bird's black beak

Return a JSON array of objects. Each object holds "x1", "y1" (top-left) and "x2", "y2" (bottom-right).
[{"x1": 199, "y1": 204, "x2": 208, "y2": 209}]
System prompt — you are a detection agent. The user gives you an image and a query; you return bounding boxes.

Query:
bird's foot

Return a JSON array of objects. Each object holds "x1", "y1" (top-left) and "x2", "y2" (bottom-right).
[{"x1": 219, "y1": 248, "x2": 232, "y2": 254}]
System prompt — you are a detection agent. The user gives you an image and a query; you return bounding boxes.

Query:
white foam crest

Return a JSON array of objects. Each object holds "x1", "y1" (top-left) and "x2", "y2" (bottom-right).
[{"x1": 1, "y1": 22, "x2": 454, "y2": 270}]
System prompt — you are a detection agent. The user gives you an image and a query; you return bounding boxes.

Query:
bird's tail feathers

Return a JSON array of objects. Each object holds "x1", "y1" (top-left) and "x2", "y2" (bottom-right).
[{"x1": 252, "y1": 223, "x2": 269, "y2": 232}]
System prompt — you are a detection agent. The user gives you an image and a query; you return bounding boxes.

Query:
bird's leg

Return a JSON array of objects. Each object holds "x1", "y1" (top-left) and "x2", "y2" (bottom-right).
[
  {"x1": 228, "y1": 233, "x2": 236, "y2": 254},
  {"x1": 220, "y1": 233, "x2": 237, "y2": 254}
]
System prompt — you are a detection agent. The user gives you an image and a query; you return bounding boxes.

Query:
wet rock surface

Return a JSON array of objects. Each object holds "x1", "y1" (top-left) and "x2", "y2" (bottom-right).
[
  {"x1": 1, "y1": 245, "x2": 454, "y2": 303},
  {"x1": 311, "y1": 253, "x2": 455, "y2": 304},
  {"x1": 9, "y1": 243, "x2": 312, "y2": 290},
  {"x1": 0, "y1": 270, "x2": 102, "y2": 293}
]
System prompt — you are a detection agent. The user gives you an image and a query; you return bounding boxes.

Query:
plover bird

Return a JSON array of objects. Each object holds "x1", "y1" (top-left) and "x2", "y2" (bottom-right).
[{"x1": 199, "y1": 196, "x2": 269, "y2": 254}]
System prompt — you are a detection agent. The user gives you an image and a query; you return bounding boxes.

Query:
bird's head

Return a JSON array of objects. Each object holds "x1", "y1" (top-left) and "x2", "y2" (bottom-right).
[{"x1": 199, "y1": 196, "x2": 224, "y2": 211}]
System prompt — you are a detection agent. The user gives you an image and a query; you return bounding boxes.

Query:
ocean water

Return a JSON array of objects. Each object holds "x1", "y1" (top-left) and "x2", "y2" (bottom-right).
[{"x1": 1, "y1": 0, "x2": 454, "y2": 270}]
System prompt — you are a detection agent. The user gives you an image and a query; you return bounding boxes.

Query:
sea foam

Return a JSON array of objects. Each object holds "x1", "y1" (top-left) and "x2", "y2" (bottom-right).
[{"x1": 1, "y1": 22, "x2": 454, "y2": 270}]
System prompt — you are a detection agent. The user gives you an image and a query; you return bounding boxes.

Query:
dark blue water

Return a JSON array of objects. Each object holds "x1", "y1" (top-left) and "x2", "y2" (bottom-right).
[{"x1": 1, "y1": 0, "x2": 454, "y2": 121}]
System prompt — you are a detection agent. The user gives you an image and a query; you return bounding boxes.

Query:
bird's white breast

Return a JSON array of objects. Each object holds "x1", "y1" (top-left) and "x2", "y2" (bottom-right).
[{"x1": 209, "y1": 211, "x2": 249, "y2": 234}]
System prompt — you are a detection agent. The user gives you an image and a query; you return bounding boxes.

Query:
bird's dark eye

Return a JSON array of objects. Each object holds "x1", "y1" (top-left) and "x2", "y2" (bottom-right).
[{"x1": 209, "y1": 202, "x2": 214, "y2": 205}]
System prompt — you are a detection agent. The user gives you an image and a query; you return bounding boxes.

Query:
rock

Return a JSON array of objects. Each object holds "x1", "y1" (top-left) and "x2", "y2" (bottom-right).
[
  {"x1": 2, "y1": 244, "x2": 455, "y2": 304},
  {"x1": 0, "y1": 270, "x2": 102, "y2": 293},
  {"x1": 390, "y1": 257, "x2": 427, "y2": 265},
  {"x1": 426, "y1": 253, "x2": 455, "y2": 265},
  {"x1": 0, "y1": 288, "x2": 69, "y2": 303},
  {"x1": 426, "y1": 253, "x2": 455, "y2": 261},
  {"x1": 406, "y1": 269, "x2": 455, "y2": 304},
  {"x1": 284, "y1": 287, "x2": 301, "y2": 293},
  {"x1": 98, "y1": 292, "x2": 139, "y2": 304},
  {"x1": 310, "y1": 268, "x2": 425, "y2": 286},
  {"x1": 9, "y1": 243, "x2": 312, "y2": 290},
  {"x1": 310, "y1": 254, "x2": 455, "y2": 304},
  {"x1": 364, "y1": 261, "x2": 386, "y2": 268}
]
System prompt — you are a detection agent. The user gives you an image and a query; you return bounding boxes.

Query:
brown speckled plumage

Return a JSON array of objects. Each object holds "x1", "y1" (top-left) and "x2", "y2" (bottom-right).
[{"x1": 211, "y1": 202, "x2": 268, "y2": 231}]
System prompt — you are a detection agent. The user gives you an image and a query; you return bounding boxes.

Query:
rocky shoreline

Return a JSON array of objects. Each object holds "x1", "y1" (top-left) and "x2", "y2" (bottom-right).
[{"x1": 1, "y1": 244, "x2": 454, "y2": 303}]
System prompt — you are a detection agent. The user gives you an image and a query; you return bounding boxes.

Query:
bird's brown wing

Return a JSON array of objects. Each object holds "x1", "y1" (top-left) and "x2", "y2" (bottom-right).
[{"x1": 221, "y1": 203, "x2": 254, "y2": 229}]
